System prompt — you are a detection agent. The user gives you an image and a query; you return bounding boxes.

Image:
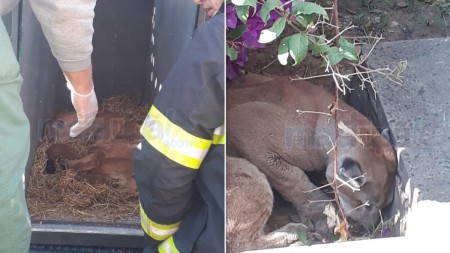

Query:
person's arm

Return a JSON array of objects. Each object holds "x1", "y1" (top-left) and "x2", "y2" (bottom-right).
[
  {"x1": 29, "y1": 0, "x2": 98, "y2": 137},
  {"x1": 133, "y1": 14, "x2": 224, "y2": 245},
  {"x1": 194, "y1": 0, "x2": 223, "y2": 17},
  {"x1": 0, "y1": 0, "x2": 20, "y2": 16}
]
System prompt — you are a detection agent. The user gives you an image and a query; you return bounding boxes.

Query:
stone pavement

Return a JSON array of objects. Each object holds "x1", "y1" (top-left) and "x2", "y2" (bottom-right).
[{"x1": 366, "y1": 37, "x2": 450, "y2": 202}]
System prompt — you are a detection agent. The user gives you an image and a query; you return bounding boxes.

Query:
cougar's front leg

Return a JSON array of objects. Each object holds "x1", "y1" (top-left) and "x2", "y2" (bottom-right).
[{"x1": 247, "y1": 152, "x2": 331, "y2": 234}]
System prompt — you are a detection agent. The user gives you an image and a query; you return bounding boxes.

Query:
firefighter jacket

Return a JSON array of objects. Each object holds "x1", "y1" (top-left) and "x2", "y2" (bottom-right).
[{"x1": 133, "y1": 13, "x2": 224, "y2": 253}]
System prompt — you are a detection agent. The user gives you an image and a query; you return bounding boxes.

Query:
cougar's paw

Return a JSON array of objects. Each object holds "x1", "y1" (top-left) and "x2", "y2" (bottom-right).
[
  {"x1": 311, "y1": 215, "x2": 333, "y2": 237},
  {"x1": 298, "y1": 202, "x2": 334, "y2": 237}
]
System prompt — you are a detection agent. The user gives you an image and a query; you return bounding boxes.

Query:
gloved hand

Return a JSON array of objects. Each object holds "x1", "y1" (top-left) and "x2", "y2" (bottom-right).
[{"x1": 66, "y1": 81, "x2": 98, "y2": 137}]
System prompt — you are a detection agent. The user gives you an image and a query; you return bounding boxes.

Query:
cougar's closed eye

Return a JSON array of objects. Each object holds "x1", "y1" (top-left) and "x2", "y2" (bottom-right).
[{"x1": 338, "y1": 158, "x2": 366, "y2": 189}]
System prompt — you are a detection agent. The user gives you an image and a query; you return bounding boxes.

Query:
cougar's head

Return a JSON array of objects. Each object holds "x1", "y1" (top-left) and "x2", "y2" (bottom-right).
[{"x1": 326, "y1": 132, "x2": 397, "y2": 235}]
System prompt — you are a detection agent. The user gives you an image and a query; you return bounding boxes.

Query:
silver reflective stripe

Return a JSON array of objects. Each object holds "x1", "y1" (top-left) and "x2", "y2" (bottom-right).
[
  {"x1": 141, "y1": 218, "x2": 179, "y2": 239},
  {"x1": 213, "y1": 125, "x2": 224, "y2": 135},
  {"x1": 160, "y1": 240, "x2": 172, "y2": 252}
]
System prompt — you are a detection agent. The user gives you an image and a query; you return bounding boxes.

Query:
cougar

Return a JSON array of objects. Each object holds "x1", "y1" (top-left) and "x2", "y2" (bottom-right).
[{"x1": 226, "y1": 74, "x2": 396, "y2": 251}]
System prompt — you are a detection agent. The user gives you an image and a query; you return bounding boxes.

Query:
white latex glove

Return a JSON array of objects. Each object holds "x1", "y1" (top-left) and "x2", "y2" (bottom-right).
[{"x1": 66, "y1": 82, "x2": 98, "y2": 137}]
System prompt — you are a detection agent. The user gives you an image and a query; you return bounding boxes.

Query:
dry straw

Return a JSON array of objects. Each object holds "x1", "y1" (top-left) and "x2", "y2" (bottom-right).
[{"x1": 26, "y1": 96, "x2": 149, "y2": 223}]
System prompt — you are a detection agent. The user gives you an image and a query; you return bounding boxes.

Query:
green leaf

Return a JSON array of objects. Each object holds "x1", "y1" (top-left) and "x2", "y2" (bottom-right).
[
  {"x1": 297, "y1": 229, "x2": 310, "y2": 246},
  {"x1": 338, "y1": 38, "x2": 358, "y2": 61},
  {"x1": 228, "y1": 24, "x2": 247, "y2": 39},
  {"x1": 260, "y1": 0, "x2": 283, "y2": 24},
  {"x1": 292, "y1": 1, "x2": 329, "y2": 20},
  {"x1": 311, "y1": 37, "x2": 331, "y2": 55},
  {"x1": 232, "y1": 0, "x2": 257, "y2": 9},
  {"x1": 236, "y1": 5, "x2": 250, "y2": 23},
  {"x1": 258, "y1": 16, "x2": 287, "y2": 44},
  {"x1": 289, "y1": 32, "x2": 308, "y2": 66},
  {"x1": 278, "y1": 36, "x2": 291, "y2": 65},
  {"x1": 296, "y1": 14, "x2": 314, "y2": 28},
  {"x1": 326, "y1": 47, "x2": 344, "y2": 65},
  {"x1": 227, "y1": 45, "x2": 238, "y2": 61}
]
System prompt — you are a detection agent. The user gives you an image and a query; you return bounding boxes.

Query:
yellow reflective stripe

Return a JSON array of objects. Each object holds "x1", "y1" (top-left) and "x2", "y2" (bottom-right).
[
  {"x1": 212, "y1": 125, "x2": 225, "y2": 145},
  {"x1": 149, "y1": 106, "x2": 211, "y2": 149},
  {"x1": 140, "y1": 203, "x2": 180, "y2": 241},
  {"x1": 141, "y1": 106, "x2": 212, "y2": 169},
  {"x1": 158, "y1": 236, "x2": 180, "y2": 253},
  {"x1": 212, "y1": 134, "x2": 225, "y2": 144}
]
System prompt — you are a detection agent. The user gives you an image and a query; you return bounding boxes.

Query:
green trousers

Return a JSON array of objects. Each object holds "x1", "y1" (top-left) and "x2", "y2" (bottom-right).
[{"x1": 0, "y1": 19, "x2": 31, "y2": 253}]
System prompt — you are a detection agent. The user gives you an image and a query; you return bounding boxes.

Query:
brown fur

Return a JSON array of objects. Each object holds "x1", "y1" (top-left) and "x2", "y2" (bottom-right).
[
  {"x1": 226, "y1": 156, "x2": 308, "y2": 253},
  {"x1": 46, "y1": 139, "x2": 138, "y2": 194},
  {"x1": 45, "y1": 112, "x2": 129, "y2": 142},
  {"x1": 45, "y1": 110, "x2": 141, "y2": 194},
  {"x1": 226, "y1": 74, "x2": 396, "y2": 249}
]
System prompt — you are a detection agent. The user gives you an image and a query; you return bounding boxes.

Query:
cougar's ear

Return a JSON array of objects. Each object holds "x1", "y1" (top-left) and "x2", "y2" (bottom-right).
[
  {"x1": 44, "y1": 120, "x2": 66, "y2": 142},
  {"x1": 338, "y1": 158, "x2": 366, "y2": 189}
]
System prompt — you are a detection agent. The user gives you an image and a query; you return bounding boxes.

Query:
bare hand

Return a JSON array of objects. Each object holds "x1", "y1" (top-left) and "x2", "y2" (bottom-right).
[{"x1": 194, "y1": 0, "x2": 223, "y2": 17}]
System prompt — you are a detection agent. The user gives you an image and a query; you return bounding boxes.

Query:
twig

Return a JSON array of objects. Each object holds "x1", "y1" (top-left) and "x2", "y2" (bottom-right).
[
  {"x1": 325, "y1": 24, "x2": 357, "y2": 45},
  {"x1": 341, "y1": 35, "x2": 382, "y2": 40},
  {"x1": 336, "y1": 174, "x2": 367, "y2": 189},
  {"x1": 303, "y1": 182, "x2": 334, "y2": 193},
  {"x1": 328, "y1": 10, "x2": 352, "y2": 235},
  {"x1": 296, "y1": 109, "x2": 331, "y2": 117},
  {"x1": 336, "y1": 175, "x2": 361, "y2": 192},
  {"x1": 290, "y1": 73, "x2": 336, "y2": 81},
  {"x1": 349, "y1": 62, "x2": 404, "y2": 86},
  {"x1": 359, "y1": 35, "x2": 383, "y2": 64},
  {"x1": 324, "y1": 132, "x2": 336, "y2": 154},
  {"x1": 308, "y1": 199, "x2": 334, "y2": 203},
  {"x1": 282, "y1": 0, "x2": 293, "y2": 7},
  {"x1": 332, "y1": 0, "x2": 340, "y2": 43},
  {"x1": 305, "y1": 173, "x2": 366, "y2": 193},
  {"x1": 303, "y1": 65, "x2": 309, "y2": 78},
  {"x1": 344, "y1": 200, "x2": 370, "y2": 215},
  {"x1": 338, "y1": 121, "x2": 365, "y2": 147},
  {"x1": 254, "y1": 58, "x2": 278, "y2": 73},
  {"x1": 290, "y1": 65, "x2": 400, "y2": 82}
]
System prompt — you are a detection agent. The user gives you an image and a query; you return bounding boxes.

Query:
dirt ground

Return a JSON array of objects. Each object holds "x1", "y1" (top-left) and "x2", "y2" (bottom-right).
[{"x1": 245, "y1": 0, "x2": 450, "y2": 77}]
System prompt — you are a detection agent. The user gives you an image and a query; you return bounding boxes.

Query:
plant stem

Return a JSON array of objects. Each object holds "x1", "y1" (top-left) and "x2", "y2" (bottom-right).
[{"x1": 333, "y1": 0, "x2": 340, "y2": 44}]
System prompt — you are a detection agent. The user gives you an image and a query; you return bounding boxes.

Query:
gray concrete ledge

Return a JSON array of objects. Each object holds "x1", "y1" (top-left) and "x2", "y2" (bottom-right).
[{"x1": 366, "y1": 37, "x2": 450, "y2": 202}]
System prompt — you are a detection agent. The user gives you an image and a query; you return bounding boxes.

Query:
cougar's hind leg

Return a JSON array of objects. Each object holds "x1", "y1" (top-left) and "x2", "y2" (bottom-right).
[
  {"x1": 226, "y1": 157, "x2": 273, "y2": 253},
  {"x1": 64, "y1": 151, "x2": 103, "y2": 172},
  {"x1": 254, "y1": 222, "x2": 309, "y2": 250}
]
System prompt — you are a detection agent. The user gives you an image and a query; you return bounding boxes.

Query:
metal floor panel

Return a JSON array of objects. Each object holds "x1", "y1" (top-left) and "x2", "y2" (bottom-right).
[
  {"x1": 31, "y1": 223, "x2": 145, "y2": 248},
  {"x1": 30, "y1": 245, "x2": 142, "y2": 253}
]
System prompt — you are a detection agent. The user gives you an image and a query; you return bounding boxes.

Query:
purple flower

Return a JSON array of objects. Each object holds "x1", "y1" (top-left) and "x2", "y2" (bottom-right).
[
  {"x1": 242, "y1": 18, "x2": 265, "y2": 48},
  {"x1": 226, "y1": 5, "x2": 238, "y2": 29},
  {"x1": 226, "y1": 1, "x2": 294, "y2": 80},
  {"x1": 235, "y1": 47, "x2": 248, "y2": 67},
  {"x1": 381, "y1": 228, "x2": 391, "y2": 237},
  {"x1": 227, "y1": 58, "x2": 239, "y2": 80}
]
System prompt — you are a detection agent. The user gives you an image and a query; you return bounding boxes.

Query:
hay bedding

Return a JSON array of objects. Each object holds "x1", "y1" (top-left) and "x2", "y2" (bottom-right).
[{"x1": 26, "y1": 96, "x2": 149, "y2": 223}]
